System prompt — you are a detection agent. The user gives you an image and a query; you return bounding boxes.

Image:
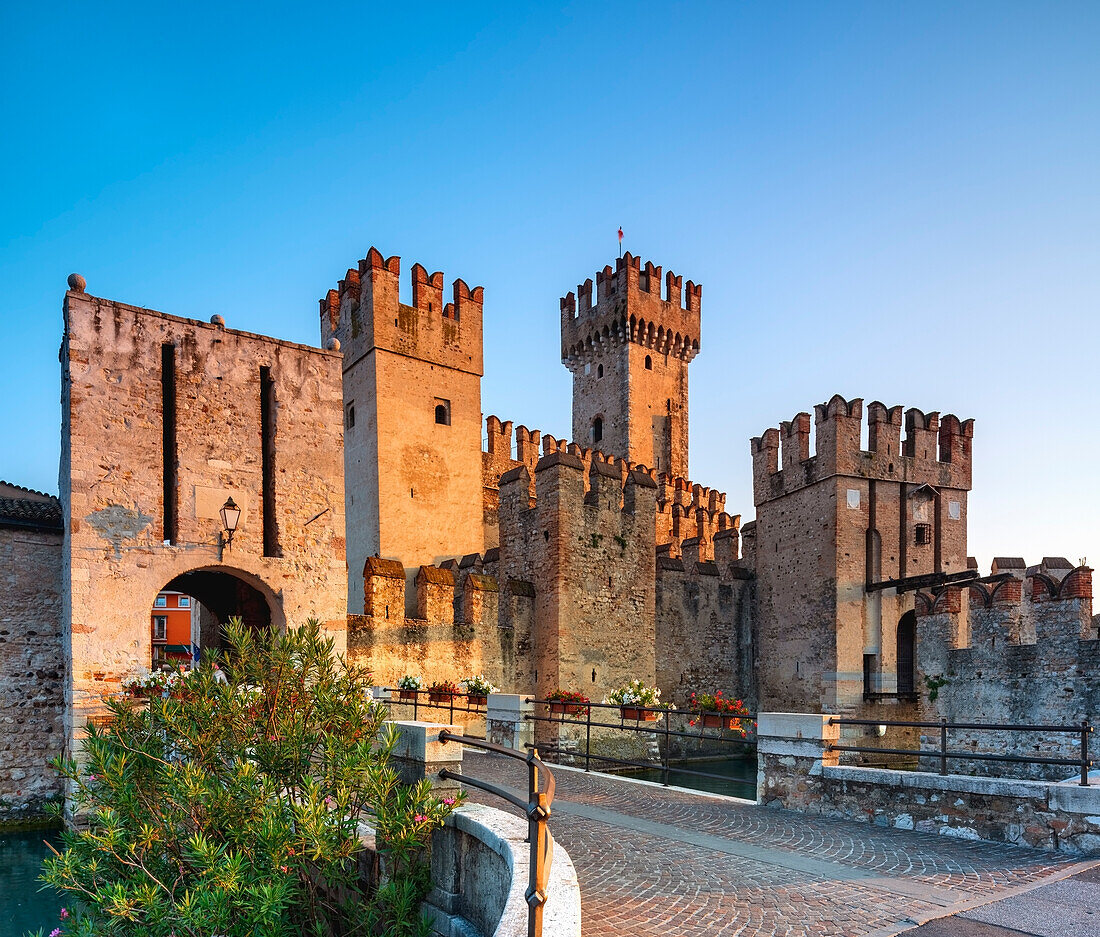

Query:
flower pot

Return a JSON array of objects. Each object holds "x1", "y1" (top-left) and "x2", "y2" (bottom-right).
[
  {"x1": 549, "y1": 701, "x2": 567, "y2": 714},
  {"x1": 467, "y1": 694, "x2": 487, "y2": 707},
  {"x1": 621, "y1": 706, "x2": 658, "y2": 722},
  {"x1": 398, "y1": 690, "x2": 418, "y2": 702},
  {"x1": 701, "y1": 713, "x2": 738, "y2": 730},
  {"x1": 428, "y1": 692, "x2": 452, "y2": 704}
]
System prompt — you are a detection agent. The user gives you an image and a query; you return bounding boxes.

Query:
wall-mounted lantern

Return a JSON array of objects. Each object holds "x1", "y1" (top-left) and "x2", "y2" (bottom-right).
[{"x1": 219, "y1": 497, "x2": 241, "y2": 551}]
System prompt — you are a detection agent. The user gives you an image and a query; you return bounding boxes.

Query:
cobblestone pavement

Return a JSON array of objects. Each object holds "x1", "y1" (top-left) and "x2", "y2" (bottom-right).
[{"x1": 460, "y1": 753, "x2": 1094, "y2": 937}]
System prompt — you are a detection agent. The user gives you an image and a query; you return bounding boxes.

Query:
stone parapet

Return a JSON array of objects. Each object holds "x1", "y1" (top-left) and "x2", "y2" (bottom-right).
[
  {"x1": 386, "y1": 720, "x2": 464, "y2": 794},
  {"x1": 757, "y1": 712, "x2": 1100, "y2": 856},
  {"x1": 486, "y1": 693, "x2": 534, "y2": 752}
]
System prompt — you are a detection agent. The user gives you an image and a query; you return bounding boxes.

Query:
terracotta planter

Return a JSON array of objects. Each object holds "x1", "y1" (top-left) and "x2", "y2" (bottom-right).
[
  {"x1": 428, "y1": 692, "x2": 453, "y2": 704},
  {"x1": 701, "y1": 713, "x2": 737, "y2": 730},
  {"x1": 621, "y1": 706, "x2": 658, "y2": 722},
  {"x1": 398, "y1": 690, "x2": 418, "y2": 701},
  {"x1": 550, "y1": 702, "x2": 586, "y2": 715},
  {"x1": 467, "y1": 695, "x2": 488, "y2": 707}
]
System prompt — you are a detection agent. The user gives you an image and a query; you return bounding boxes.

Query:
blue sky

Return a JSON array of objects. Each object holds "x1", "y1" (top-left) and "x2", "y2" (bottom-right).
[{"x1": 2, "y1": 1, "x2": 1097, "y2": 569}]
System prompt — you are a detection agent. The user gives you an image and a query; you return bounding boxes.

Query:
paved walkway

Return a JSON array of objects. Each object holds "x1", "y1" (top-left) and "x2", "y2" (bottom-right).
[{"x1": 461, "y1": 752, "x2": 1097, "y2": 937}]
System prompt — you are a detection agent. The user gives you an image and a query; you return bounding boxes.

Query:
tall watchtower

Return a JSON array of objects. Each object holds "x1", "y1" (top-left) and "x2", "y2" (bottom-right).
[
  {"x1": 321, "y1": 247, "x2": 485, "y2": 613},
  {"x1": 560, "y1": 253, "x2": 700, "y2": 478},
  {"x1": 751, "y1": 395, "x2": 974, "y2": 713}
]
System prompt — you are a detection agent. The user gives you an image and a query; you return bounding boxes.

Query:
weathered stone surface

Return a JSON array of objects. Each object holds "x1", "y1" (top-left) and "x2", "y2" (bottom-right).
[{"x1": 0, "y1": 523, "x2": 64, "y2": 823}]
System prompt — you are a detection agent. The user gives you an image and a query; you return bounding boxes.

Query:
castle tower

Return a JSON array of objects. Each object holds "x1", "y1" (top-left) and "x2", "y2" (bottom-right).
[
  {"x1": 751, "y1": 395, "x2": 973, "y2": 713},
  {"x1": 321, "y1": 248, "x2": 485, "y2": 613},
  {"x1": 560, "y1": 253, "x2": 700, "y2": 478}
]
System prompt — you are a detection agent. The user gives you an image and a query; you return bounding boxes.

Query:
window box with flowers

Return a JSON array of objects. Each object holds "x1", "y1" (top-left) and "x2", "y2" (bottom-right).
[
  {"x1": 604, "y1": 680, "x2": 665, "y2": 721},
  {"x1": 395, "y1": 675, "x2": 422, "y2": 701},
  {"x1": 689, "y1": 691, "x2": 753, "y2": 736},
  {"x1": 461, "y1": 675, "x2": 498, "y2": 706},
  {"x1": 546, "y1": 689, "x2": 590, "y2": 717},
  {"x1": 426, "y1": 680, "x2": 461, "y2": 704}
]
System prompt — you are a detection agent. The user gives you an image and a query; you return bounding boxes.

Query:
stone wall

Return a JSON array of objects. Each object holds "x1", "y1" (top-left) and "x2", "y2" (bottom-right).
[
  {"x1": 655, "y1": 537, "x2": 754, "y2": 708},
  {"x1": 0, "y1": 520, "x2": 64, "y2": 823},
  {"x1": 916, "y1": 563, "x2": 1095, "y2": 780},
  {"x1": 496, "y1": 453, "x2": 657, "y2": 707},
  {"x1": 757, "y1": 713, "x2": 1100, "y2": 856},
  {"x1": 61, "y1": 285, "x2": 347, "y2": 764},
  {"x1": 346, "y1": 558, "x2": 535, "y2": 695}
]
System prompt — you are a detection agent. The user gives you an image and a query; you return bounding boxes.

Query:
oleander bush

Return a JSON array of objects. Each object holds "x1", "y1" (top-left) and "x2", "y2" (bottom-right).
[{"x1": 30, "y1": 619, "x2": 460, "y2": 937}]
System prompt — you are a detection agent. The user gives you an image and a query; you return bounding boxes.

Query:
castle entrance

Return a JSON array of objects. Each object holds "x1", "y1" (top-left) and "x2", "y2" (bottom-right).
[{"x1": 150, "y1": 567, "x2": 276, "y2": 668}]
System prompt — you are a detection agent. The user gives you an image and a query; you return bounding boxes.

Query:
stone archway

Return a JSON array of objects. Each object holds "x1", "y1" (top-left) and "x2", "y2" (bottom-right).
[{"x1": 151, "y1": 565, "x2": 280, "y2": 666}]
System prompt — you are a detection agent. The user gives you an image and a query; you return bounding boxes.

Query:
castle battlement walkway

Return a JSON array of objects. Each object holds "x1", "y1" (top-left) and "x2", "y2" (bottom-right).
[{"x1": 464, "y1": 753, "x2": 1096, "y2": 937}]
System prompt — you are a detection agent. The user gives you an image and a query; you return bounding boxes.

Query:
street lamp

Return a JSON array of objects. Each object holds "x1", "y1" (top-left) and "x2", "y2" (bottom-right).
[{"x1": 219, "y1": 497, "x2": 241, "y2": 550}]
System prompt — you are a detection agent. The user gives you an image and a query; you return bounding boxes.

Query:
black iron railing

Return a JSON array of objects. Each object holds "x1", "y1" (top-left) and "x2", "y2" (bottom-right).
[
  {"x1": 828, "y1": 717, "x2": 1094, "y2": 786},
  {"x1": 524, "y1": 697, "x2": 755, "y2": 791},
  {"x1": 436, "y1": 732, "x2": 555, "y2": 937},
  {"x1": 379, "y1": 687, "x2": 488, "y2": 724}
]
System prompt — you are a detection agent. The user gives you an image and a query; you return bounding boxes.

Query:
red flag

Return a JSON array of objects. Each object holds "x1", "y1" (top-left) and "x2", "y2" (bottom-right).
[{"x1": 618, "y1": 226, "x2": 623, "y2": 242}]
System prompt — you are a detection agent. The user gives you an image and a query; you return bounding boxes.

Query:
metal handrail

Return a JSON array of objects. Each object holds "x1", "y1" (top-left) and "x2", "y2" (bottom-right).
[
  {"x1": 378, "y1": 686, "x2": 489, "y2": 724},
  {"x1": 437, "y1": 730, "x2": 555, "y2": 937},
  {"x1": 523, "y1": 696, "x2": 755, "y2": 789},
  {"x1": 828, "y1": 716, "x2": 1093, "y2": 786}
]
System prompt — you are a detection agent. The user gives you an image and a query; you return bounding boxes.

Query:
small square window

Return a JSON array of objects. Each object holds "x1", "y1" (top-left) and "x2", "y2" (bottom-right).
[
  {"x1": 434, "y1": 398, "x2": 451, "y2": 426},
  {"x1": 178, "y1": 596, "x2": 190, "y2": 608},
  {"x1": 154, "y1": 595, "x2": 167, "y2": 608},
  {"x1": 846, "y1": 489, "x2": 861, "y2": 509},
  {"x1": 915, "y1": 523, "x2": 932, "y2": 546},
  {"x1": 948, "y1": 500, "x2": 961, "y2": 520}
]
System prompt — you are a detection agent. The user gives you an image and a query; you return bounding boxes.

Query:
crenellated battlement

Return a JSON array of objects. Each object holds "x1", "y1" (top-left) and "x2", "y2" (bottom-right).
[
  {"x1": 483, "y1": 414, "x2": 736, "y2": 558},
  {"x1": 319, "y1": 246, "x2": 484, "y2": 376},
  {"x1": 560, "y1": 252, "x2": 701, "y2": 371},
  {"x1": 752, "y1": 394, "x2": 973, "y2": 505}
]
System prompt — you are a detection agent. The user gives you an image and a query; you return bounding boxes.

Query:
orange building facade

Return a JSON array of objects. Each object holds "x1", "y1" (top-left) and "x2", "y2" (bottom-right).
[{"x1": 150, "y1": 590, "x2": 196, "y2": 666}]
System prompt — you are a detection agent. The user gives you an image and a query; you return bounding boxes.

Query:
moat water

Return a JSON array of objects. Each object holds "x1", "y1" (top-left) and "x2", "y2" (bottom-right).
[
  {"x1": 628, "y1": 755, "x2": 757, "y2": 799},
  {"x1": 0, "y1": 829, "x2": 65, "y2": 937}
]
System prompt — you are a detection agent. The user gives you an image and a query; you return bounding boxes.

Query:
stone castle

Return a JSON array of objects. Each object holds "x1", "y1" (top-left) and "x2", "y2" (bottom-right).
[{"x1": 0, "y1": 249, "x2": 1094, "y2": 821}]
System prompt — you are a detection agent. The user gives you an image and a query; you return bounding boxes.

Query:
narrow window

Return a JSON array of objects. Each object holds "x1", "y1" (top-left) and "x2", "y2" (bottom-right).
[
  {"x1": 863, "y1": 653, "x2": 875, "y2": 697},
  {"x1": 645, "y1": 355, "x2": 652, "y2": 370},
  {"x1": 593, "y1": 417, "x2": 603, "y2": 443},
  {"x1": 597, "y1": 364, "x2": 604, "y2": 379},
  {"x1": 346, "y1": 402, "x2": 355, "y2": 428},
  {"x1": 161, "y1": 343, "x2": 178, "y2": 544},
  {"x1": 260, "y1": 366, "x2": 280, "y2": 557},
  {"x1": 435, "y1": 398, "x2": 451, "y2": 425},
  {"x1": 153, "y1": 616, "x2": 167, "y2": 641},
  {"x1": 897, "y1": 613, "x2": 916, "y2": 695},
  {"x1": 914, "y1": 523, "x2": 932, "y2": 546}
]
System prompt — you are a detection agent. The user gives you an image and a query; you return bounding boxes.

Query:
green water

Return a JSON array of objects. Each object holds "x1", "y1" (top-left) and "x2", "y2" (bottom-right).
[
  {"x1": 627, "y1": 756, "x2": 757, "y2": 798},
  {"x1": 0, "y1": 830, "x2": 65, "y2": 937}
]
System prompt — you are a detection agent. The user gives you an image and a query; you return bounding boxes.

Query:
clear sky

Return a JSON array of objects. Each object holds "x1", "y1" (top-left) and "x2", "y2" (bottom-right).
[{"x1": 2, "y1": 1, "x2": 1097, "y2": 570}]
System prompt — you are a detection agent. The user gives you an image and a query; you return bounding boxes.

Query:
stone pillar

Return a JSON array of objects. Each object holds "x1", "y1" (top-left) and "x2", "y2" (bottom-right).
[
  {"x1": 386, "y1": 721, "x2": 463, "y2": 794},
  {"x1": 756, "y1": 712, "x2": 839, "y2": 810},
  {"x1": 486, "y1": 693, "x2": 534, "y2": 752}
]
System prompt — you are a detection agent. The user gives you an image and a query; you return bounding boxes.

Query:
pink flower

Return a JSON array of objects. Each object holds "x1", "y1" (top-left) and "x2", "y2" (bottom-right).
[
  {"x1": 442, "y1": 798, "x2": 456, "y2": 806},
  {"x1": 50, "y1": 929, "x2": 61, "y2": 937},
  {"x1": 414, "y1": 814, "x2": 427, "y2": 823},
  {"x1": 88, "y1": 774, "x2": 97, "y2": 782},
  {"x1": 279, "y1": 864, "x2": 289, "y2": 873},
  {"x1": 60, "y1": 908, "x2": 69, "y2": 920}
]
